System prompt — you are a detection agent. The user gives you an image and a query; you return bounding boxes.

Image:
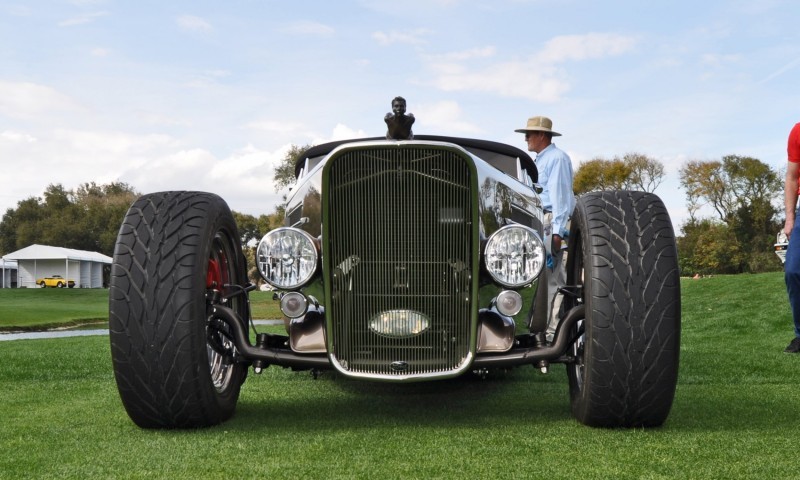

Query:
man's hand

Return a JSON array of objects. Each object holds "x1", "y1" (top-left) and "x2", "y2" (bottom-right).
[
  {"x1": 552, "y1": 234, "x2": 562, "y2": 252},
  {"x1": 785, "y1": 161, "x2": 799, "y2": 239}
]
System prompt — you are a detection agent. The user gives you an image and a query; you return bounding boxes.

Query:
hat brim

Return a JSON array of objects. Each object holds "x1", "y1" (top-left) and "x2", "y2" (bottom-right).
[{"x1": 515, "y1": 127, "x2": 561, "y2": 136}]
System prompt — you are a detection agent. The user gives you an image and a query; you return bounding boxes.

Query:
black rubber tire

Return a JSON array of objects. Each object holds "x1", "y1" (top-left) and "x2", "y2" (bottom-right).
[
  {"x1": 109, "y1": 191, "x2": 249, "y2": 428},
  {"x1": 565, "y1": 191, "x2": 680, "y2": 428},
  {"x1": 57, "y1": 282, "x2": 64, "y2": 288}
]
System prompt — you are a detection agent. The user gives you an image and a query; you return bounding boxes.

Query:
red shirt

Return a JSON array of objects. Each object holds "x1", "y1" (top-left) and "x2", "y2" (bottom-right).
[
  {"x1": 790, "y1": 122, "x2": 800, "y2": 163},
  {"x1": 790, "y1": 123, "x2": 800, "y2": 194}
]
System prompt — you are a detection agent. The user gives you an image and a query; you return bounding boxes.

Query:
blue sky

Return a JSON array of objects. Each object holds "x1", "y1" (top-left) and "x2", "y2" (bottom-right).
[{"x1": 1, "y1": 0, "x2": 799, "y2": 230}]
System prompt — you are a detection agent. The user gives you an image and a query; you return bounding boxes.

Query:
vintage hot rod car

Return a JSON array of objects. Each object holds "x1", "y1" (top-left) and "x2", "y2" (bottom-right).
[{"x1": 109, "y1": 130, "x2": 681, "y2": 429}]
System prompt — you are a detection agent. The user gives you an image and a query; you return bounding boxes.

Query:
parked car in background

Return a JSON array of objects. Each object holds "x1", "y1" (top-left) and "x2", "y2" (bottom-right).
[
  {"x1": 36, "y1": 275, "x2": 75, "y2": 288},
  {"x1": 108, "y1": 105, "x2": 681, "y2": 430}
]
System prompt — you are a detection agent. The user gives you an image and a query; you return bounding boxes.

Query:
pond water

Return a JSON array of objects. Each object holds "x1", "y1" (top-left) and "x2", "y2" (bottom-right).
[
  {"x1": 0, "y1": 320, "x2": 282, "y2": 342},
  {"x1": 0, "y1": 329, "x2": 109, "y2": 341}
]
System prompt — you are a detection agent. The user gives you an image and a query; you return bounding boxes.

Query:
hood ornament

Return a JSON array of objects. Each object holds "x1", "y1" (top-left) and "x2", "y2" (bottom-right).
[{"x1": 384, "y1": 96, "x2": 414, "y2": 140}]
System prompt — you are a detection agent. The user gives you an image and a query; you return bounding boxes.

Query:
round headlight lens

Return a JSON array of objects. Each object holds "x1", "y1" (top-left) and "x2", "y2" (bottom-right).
[
  {"x1": 280, "y1": 291, "x2": 309, "y2": 318},
  {"x1": 496, "y1": 290, "x2": 524, "y2": 316},
  {"x1": 484, "y1": 225, "x2": 546, "y2": 288},
  {"x1": 256, "y1": 228, "x2": 318, "y2": 289}
]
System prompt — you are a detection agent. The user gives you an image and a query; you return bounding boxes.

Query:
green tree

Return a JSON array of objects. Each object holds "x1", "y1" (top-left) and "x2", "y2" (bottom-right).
[
  {"x1": 233, "y1": 211, "x2": 260, "y2": 247},
  {"x1": 678, "y1": 218, "x2": 745, "y2": 275},
  {"x1": 624, "y1": 152, "x2": 665, "y2": 192},
  {"x1": 574, "y1": 157, "x2": 629, "y2": 194},
  {"x1": 268, "y1": 143, "x2": 311, "y2": 223},
  {"x1": 573, "y1": 152, "x2": 664, "y2": 194},
  {"x1": 72, "y1": 182, "x2": 138, "y2": 254},
  {"x1": 0, "y1": 197, "x2": 44, "y2": 254},
  {"x1": 274, "y1": 144, "x2": 311, "y2": 192},
  {"x1": 0, "y1": 182, "x2": 139, "y2": 257},
  {"x1": 678, "y1": 155, "x2": 782, "y2": 275},
  {"x1": 679, "y1": 155, "x2": 780, "y2": 225}
]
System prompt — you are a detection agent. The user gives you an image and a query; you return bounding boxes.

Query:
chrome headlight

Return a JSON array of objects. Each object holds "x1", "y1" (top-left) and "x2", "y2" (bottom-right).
[
  {"x1": 484, "y1": 225, "x2": 545, "y2": 288},
  {"x1": 256, "y1": 227, "x2": 318, "y2": 289}
]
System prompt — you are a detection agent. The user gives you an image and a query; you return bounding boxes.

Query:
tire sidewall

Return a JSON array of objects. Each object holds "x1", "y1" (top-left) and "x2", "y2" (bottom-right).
[
  {"x1": 565, "y1": 196, "x2": 593, "y2": 414},
  {"x1": 565, "y1": 190, "x2": 681, "y2": 427},
  {"x1": 109, "y1": 191, "x2": 248, "y2": 428}
]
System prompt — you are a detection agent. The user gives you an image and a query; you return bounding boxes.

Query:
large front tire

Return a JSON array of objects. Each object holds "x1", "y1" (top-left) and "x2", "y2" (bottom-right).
[
  {"x1": 565, "y1": 191, "x2": 680, "y2": 428},
  {"x1": 109, "y1": 191, "x2": 249, "y2": 428}
]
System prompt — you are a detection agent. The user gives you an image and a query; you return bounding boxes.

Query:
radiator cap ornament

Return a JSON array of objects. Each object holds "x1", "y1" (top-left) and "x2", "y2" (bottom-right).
[{"x1": 385, "y1": 96, "x2": 414, "y2": 140}]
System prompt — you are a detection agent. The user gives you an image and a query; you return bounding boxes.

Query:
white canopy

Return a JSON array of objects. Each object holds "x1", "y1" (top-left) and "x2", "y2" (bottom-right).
[
  {"x1": 4, "y1": 244, "x2": 112, "y2": 263},
  {"x1": 3, "y1": 244, "x2": 111, "y2": 288}
]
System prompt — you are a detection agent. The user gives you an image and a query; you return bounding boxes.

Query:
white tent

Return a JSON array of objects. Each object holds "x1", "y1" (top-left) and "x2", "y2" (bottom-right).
[
  {"x1": 0, "y1": 258, "x2": 17, "y2": 288},
  {"x1": 3, "y1": 244, "x2": 112, "y2": 288}
]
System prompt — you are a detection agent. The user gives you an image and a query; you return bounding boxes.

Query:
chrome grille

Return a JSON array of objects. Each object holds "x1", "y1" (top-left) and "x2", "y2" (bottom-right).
[{"x1": 326, "y1": 146, "x2": 475, "y2": 378}]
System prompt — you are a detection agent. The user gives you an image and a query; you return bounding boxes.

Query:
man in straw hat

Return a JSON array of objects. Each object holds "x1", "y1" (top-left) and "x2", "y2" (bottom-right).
[{"x1": 515, "y1": 116, "x2": 576, "y2": 341}]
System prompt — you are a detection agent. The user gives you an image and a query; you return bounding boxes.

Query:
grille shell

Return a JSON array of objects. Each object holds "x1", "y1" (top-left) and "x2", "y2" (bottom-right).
[{"x1": 323, "y1": 144, "x2": 478, "y2": 379}]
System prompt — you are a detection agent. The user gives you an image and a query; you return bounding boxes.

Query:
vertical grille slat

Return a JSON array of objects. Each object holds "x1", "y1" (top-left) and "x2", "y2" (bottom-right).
[{"x1": 327, "y1": 146, "x2": 474, "y2": 378}]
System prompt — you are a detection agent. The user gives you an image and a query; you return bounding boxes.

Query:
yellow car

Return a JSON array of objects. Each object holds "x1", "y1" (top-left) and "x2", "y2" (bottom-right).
[{"x1": 36, "y1": 275, "x2": 75, "y2": 288}]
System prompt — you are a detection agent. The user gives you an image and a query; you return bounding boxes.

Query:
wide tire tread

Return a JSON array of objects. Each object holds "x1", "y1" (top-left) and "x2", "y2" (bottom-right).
[
  {"x1": 109, "y1": 191, "x2": 242, "y2": 428},
  {"x1": 572, "y1": 190, "x2": 680, "y2": 428}
]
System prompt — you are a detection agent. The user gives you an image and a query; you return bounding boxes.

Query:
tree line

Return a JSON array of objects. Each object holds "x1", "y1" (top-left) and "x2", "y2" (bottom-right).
[
  {"x1": 577, "y1": 152, "x2": 784, "y2": 275},
  {"x1": 0, "y1": 147, "x2": 785, "y2": 277}
]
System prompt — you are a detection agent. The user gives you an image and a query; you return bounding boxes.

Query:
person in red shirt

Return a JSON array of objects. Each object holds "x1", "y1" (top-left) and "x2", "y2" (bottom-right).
[{"x1": 783, "y1": 122, "x2": 800, "y2": 353}]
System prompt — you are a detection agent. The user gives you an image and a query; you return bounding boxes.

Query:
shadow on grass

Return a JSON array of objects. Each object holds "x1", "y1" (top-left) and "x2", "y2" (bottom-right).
[
  {"x1": 230, "y1": 367, "x2": 572, "y2": 432},
  {"x1": 226, "y1": 359, "x2": 800, "y2": 435}
]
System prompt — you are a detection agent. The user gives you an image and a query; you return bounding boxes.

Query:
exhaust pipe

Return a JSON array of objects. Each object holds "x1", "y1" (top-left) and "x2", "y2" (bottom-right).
[
  {"x1": 472, "y1": 305, "x2": 585, "y2": 368},
  {"x1": 210, "y1": 304, "x2": 331, "y2": 369}
]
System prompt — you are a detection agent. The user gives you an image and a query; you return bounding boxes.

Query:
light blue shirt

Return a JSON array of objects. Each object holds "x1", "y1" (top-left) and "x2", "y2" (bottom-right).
[{"x1": 535, "y1": 143, "x2": 575, "y2": 237}]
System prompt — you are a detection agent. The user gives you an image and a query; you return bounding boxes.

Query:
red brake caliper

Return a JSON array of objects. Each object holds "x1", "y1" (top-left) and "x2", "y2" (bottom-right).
[{"x1": 206, "y1": 258, "x2": 221, "y2": 289}]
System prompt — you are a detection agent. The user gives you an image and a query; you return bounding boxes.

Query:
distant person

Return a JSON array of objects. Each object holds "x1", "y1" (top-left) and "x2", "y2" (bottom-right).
[
  {"x1": 385, "y1": 96, "x2": 414, "y2": 140},
  {"x1": 783, "y1": 121, "x2": 800, "y2": 353},
  {"x1": 515, "y1": 116, "x2": 575, "y2": 340}
]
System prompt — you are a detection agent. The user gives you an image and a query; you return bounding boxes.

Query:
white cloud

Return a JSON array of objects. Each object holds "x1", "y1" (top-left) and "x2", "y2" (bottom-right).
[
  {"x1": 372, "y1": 28, "x2": 432, "y2": 46},
  {"x1": 328, "y1": 124, "x2": 368, "y2": 141},
  {"x1": 52, "y1": 129, "x2": 177, "y2": 155},
  {"x1": 428, "y1": 60, "x2": 568, "y2": 102},
  {"x1": 136, "y1": 111, "x2": 191, "y2": 128},
  {"x1": 536, "y1": 33, "x2": 637, "y2": 63},
  {"x1": 0, "y1": 81, "x2": 81, "y2": 119},
  {"x1": 425, "y1": 32, "x2": 637, "y2": 101},
  {"x1": 245, "y1": 120, "x2": 306, "y2": 135},
  {"x1": 117, "y1": 144, "x2": 289, "y2": 215},
  {"x1": 91, "y1": 47, "x2": 111, "y2": 57},
  {"x1": 415, "y1": 101, "x2": 482, "y2": 135},
  {"x1": 0, "y1": 131, "x2": 37, "y2": 143},
  {"x1": 68, "y1": 0, "x2": 108, "y2": 6},
  {"x1": 429, "y1": 46, "x2": 496, "y2": 62},
  {"x1": 281, "y1": 21, "x2": 335, "y2": 36},
  {"x1": 4, "y1": 5, "x2": 32, "y2": 16},
  {"x1": 700, "y1": 53, "x2": 741, "y2": 67},
  {"x1": 177, "y1": 15, "x2": 213, "y2": 32},
  {"x1": 310, "y1": 124, "x2": 369, "y2": 145},
  {"x1": 58, "y1": 11, "x2": 108, "y2": 27}
]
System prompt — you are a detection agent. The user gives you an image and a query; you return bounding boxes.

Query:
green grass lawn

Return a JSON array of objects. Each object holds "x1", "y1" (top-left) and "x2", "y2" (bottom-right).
[
  {"x1": 1, "y1": 273, "x2": 798, "y2": 479},
  {"x1": 0, "y1": 289, "x2": 282, "y2": 331}
]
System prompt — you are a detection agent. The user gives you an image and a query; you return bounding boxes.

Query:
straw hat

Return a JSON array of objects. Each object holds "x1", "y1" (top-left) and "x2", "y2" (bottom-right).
[{"x1": 514, "y1": 116, "x2": 561, "y2": 136}]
